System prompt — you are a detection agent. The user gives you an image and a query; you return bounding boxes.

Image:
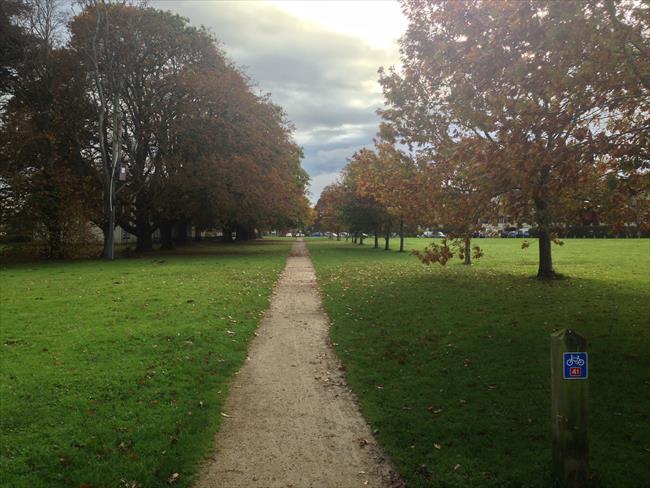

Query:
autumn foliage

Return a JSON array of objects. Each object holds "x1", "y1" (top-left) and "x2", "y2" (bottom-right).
[
  {"x1": 317, "y1": 0, "x2": 649, "y2": 278},
  {"x1": 1, "y1": 1, "x2": 309, "y2": 258}
]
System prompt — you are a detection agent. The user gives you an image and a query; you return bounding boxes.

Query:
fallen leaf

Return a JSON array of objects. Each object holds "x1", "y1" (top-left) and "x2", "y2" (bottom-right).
[
  {"x1": 453, "y1": 464, "x2": 461, "y2": 471},
  {"x1": 434, "y1": 443, "x2": 442, "y2": 450},
  {"x1": 167, "y1": 473, "x2": 180, "y2": 484},
  {"x1": 220, "y1": 412, "x2": 232, "y2": 418}
]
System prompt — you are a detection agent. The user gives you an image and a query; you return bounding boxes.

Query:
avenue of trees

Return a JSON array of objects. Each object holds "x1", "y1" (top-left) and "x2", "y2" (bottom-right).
[
  {"x1": 0, "y1": 0, "x2": 310, "y2": 259},
  {"x1": 316, "y1": 0, "x2": 649, "y2": 279}
]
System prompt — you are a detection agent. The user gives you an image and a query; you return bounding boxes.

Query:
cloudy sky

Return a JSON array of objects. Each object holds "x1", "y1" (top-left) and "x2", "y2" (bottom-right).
[{"x1": 151, "y1": 0, "x2": 407, "y2": 203}]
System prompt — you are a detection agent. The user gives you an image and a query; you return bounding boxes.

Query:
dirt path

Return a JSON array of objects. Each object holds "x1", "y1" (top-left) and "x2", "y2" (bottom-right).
[{"x1": 195, "y1": 239, "x2": 400, "y2": 488}]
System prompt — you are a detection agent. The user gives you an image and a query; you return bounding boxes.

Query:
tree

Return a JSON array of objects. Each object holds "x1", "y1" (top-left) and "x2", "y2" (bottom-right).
[
  {"x1": 416, "y1": 136, "x2": 490, "y2": 265},
  {"x1": 69, "y1": 0, "x2": 131, "y2": 258},
  {"x1": 315, "y1": 183, "x2": 345, "y2": 239},
  {"x1": 352, "y1": 142, "x2": 424, "y2": 252},
  {"x1": 595, "y1": 0, "x2": 650, "y2": 236},
  {"x1": 0, "y1": 0, "x2": 97, "y2": 258},
  {"x1": 1, "y1": 0, "x2": 29, "y2": 98},
  {"x1": 70, "y1": 2, "x2": 228, "y2": 252},
  {"x1": 380, "y1": 0, "x2": 649, "y2": 278},
  {"x1": 338, "y1": 156, "x2": 390, "y2": 247},
  {"x1": 2, "y1": 1, "x2": 310, "y2": 259}
]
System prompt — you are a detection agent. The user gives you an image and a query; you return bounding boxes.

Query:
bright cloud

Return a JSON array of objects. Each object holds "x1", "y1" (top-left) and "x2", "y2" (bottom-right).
[
  {"x1": 150, "y1": 0, "x2": 406, "y2": 203},
  {"x1": 267, "y1": 1, "x2": 407, "y2": 49}
]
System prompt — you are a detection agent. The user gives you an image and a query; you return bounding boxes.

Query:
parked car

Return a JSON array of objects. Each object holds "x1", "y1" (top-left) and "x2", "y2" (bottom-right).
[
  {"x1": 516, "y1": 229, "x2": 530, "y2": 238},
  {"x1": 422, "y1": 230, "x2": 446, "y2": 238},
  {"x1": 285, "y1": 232, "x2": 293, "y2": 237},
  {"x1": 310, "y1": 232, "x2": 322, "y2": 237}
]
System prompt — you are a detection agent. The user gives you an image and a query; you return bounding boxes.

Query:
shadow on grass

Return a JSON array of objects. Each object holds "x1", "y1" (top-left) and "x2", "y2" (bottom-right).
[
  {"x1": 316, "y1": 254, "x2": 649, "y2": 488},
  {"x1": 0, "y1": 239, "x2": 293, "y2": 269}
]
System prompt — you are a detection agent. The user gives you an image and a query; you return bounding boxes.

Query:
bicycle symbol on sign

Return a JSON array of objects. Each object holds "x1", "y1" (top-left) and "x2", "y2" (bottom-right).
[{"x1": 565, "y1": 354, "x2": 585, "y2": 367}]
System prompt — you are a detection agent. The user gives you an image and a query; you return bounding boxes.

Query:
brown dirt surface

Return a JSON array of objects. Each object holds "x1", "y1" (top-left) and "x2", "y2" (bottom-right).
[{"x1": 195, "y1": 239, "x2": 402, "y2": 488}]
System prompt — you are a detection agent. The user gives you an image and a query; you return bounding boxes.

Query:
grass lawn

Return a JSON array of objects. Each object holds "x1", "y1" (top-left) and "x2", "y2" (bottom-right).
[
  {"x1": 307, "y1": 237, "x2": 650, "y2": 487},
  {"x1": 0, "y1": 239, "x2": 291, "y2": 488}
]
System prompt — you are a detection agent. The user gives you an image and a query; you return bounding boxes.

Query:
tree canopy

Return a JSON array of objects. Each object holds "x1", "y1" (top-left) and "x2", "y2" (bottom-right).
[
  {"x1": 1, "y1": 0, "x2": 310, "y2": 257},
  {"x1": 317, "y1": 0, "x2": 649, "y2": 278}
]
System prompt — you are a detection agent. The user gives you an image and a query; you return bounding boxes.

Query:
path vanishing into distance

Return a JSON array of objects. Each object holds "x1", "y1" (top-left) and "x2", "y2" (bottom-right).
[{"x1": 196, "y1": 240, "x2": 401, "y2": 488}]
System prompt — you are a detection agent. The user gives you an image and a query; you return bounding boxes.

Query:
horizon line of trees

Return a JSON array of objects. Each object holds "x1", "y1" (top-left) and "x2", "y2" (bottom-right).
[
  {"x1": 0, "y1": 0, "x2": 310, "y2": 259},
  {"x1": 316, "y1": 0, "x2": 649, "y2": 279}
]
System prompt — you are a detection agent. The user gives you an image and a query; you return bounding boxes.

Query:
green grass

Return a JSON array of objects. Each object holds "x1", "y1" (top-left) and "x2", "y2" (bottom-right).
[
  {"x1": 0, "y1": 240, "x2": 291, "y2": 488},
  {"x1": 307, "y1": 237, "x2": 650, "y2": 487}
]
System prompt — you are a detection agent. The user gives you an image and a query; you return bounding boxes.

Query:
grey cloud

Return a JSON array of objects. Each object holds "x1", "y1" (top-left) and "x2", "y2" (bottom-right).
[{"x1": 151, "y1": 0, "x2": 399, "y2": 202}]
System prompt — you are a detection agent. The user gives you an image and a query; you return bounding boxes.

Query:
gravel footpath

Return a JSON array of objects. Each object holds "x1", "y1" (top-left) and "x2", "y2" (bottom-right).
[{"x1": 195, "y1": 239, "x2": 401, "y2": 488}]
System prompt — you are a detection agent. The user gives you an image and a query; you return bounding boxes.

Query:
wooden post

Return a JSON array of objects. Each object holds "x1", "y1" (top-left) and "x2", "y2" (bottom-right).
[{"x1": 550, "y1": 329, "x2": 589, "y2": 487}]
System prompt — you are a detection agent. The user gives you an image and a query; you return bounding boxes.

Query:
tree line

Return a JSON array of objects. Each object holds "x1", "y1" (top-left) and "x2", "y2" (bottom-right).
[
  {"x1": 315, "y1": 0, "x2": 649, "y2": 279},
  {"x1": 0, "y1": 0, "x2": 310, "y2": 259}
]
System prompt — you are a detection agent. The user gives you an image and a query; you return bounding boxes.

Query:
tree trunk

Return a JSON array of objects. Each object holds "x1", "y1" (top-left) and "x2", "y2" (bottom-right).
[
  {"x1": 135, "y1": 230, "x2": 152, "y2": 252},
  {"x1": 194, "y1": 226, "x2": 202, "y2": 242},
  {"x1": 464, "y1": 236, "x2": 472, "y2": 265},
  {"x1": 374, "y1": 230, "x2": 379, "y2": 249},
  {"x1": 101, "y1": 193, "x2": 115, "y2": 260},
  {"x1": 102, "y1": 220, "x2": 114, "y2": 260},
  {"x1": 46, "y1": 216, "x2": 64, "y2": 259},
  {"x1": 236, "y1": 224, "x2": 251, "y2": 241},
  {"x1": 174, "y1": 220, "x2": 189, "y2": 245},
  {"x1": 160, "y1": 220, "x2": 174, "y2": 250},
  {"x1": 359, "y1": 234, "x2": 364, "y2": 245},
  {"x1": 385, "y1": 226, "x2": 390, "y2": 251},
  {"x1": 399, "y1": 219, "x2": 405, "y2": 252},
  {"x1": 535, "y1": 196, "x2": 556, "y2": 279},
  {"x1": 336, "y1": 228, "x2": 340, "y2": 241},
  {"x1": 135, "y1": 214, "x2": 153, "y2": 252},
  {"x1": 538, "y1": 226, "x2": 555, "y2": 278},
  {"x1": 223, "y1": 226, "x2": 234, "y2": 243}
]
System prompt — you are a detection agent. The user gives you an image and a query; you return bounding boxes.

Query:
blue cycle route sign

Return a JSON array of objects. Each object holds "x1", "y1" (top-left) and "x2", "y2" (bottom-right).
[{"x1": 563, "y1": 352, "x2": 588, "y2": 380}]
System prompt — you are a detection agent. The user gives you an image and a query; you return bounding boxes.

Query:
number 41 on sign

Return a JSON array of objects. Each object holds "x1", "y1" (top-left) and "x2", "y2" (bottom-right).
[{"x1": 563, "y1": 352, "x2": 588, "y2": 379}]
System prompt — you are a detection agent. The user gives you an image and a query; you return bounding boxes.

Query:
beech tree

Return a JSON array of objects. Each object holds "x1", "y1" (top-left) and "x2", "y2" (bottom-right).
[
  {"x1": 417, "y1": 136, "x2": 490, "y2": 265},
  {"x1": 315, "y1": 184, "x2": 345, "y2": 239},
  {"x1": 70, "y1": 3, "x2": 225, "y2": 252},
  {"x1": 351, "y1": 142, "x2": 423, "y2": 252},
  {"x1": 595, "y1": 1, "x2": 650, "y2": 236},
  {"x1": 380, "y1": 0, "x2": 649, "y2": 278},
  {"x1": 339, "y1": 155, "x2": 391, "y2": 247},
  {"x1": 0, "y1": 0, "x2": 97, "y2": 258}
]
